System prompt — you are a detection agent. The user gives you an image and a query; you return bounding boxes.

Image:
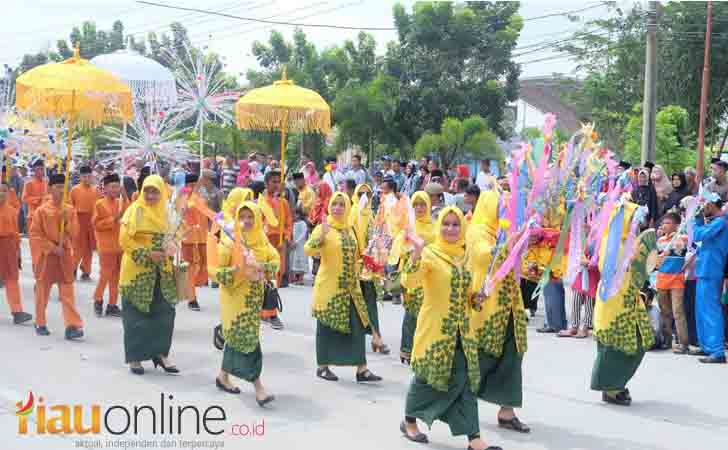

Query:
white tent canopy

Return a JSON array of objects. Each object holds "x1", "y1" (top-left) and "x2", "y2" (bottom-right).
[{"x1": 91, "y1": 49, "x2": 177, "y2": 106}]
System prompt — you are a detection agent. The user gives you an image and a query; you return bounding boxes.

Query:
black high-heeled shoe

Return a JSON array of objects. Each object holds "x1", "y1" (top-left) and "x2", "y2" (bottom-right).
[
  {"x1": 129, "y1": 365, "x2": 144, "y2": 375},
  {"x1": 215, "y1": 378, "x2": 240, "y2": 394},
  {"x1": 256, "y1": 394, "x2": 275, "y2": 407},
  {"x1": 152, "y1": 357, "x2": 180, "y2": 374}
]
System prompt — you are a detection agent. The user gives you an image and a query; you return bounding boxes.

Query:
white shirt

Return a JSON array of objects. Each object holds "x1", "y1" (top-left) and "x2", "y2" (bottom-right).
[{"x1": 476, "y1": 170, "x2": 495, "y2": 191}]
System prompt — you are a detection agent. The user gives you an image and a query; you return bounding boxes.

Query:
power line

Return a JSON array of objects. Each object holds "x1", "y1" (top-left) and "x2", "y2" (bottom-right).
[{"x1": 136, "y1": 0, "x2": 395, "y2": 31}]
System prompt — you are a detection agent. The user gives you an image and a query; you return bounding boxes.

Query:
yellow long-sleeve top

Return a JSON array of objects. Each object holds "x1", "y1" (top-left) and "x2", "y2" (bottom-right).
[
  {"x1": 594, "y1": 202, "x2": 655, "y2": 354},
  {"x1": 119, "y1": 176, "x2": 177, "y2": 313},
  {"x1": 401, "y1": 206, "x2": 480, "y2": 393},
  {"x1": 467, "y1": 190, "x2": 528, "y2": 357},
  {"x1": 305, "y1": 192, "x2": 370, "y2": 334},
  {"x1": 213, "y1": 202, "x2": 280, "y2": 353}
]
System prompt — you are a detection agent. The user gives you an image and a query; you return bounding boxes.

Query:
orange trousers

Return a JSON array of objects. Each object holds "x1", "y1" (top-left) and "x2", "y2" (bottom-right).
[
  {"x1": 35, "y1": 281, "x2": 83, "y2": 328},
  {"x1": 93, "y1": 252, "x2": 122, "y2": 305},
  {"x1": 181, "y1": 243, "x2": 207, "y2": 301},
  {"x1": 3, "y1": 278, "x2": 22, "y2": 313},
  {"x1": 74, "y1": 214, "x2": 95, "y2": 275}
]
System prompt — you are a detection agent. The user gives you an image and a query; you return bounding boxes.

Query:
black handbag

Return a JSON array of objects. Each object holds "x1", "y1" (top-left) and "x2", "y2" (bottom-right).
[
  {"x1": 263, "y1": 281, "x2": 283, "y2": 312},
  {"x1": 213, "y1": 324, "x2": 224, "y2": 351}
]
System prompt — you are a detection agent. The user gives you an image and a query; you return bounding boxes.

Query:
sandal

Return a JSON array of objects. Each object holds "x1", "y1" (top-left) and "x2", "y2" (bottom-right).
[
  {"x1": 399, "y1": 421, "x2": 428, "y2": 443},
  {"x1": 256, "y1": 395, "x2": 275, "y2": 407},
  {"x1": 574, "y1": 329, "x2": 588, "y2": 339},
  {"x1": 356, "y1": 369, "x2": 382, "y2": 383},
  {"x1": 557, "y1": 328, "x2": 577, "y2": 337},
  {"x1": 316, "y1": 367, "x2": 339, "y2": 382},
  {"x1": 498, "y1": 416, "x2": 530, "y2": 433},
  {"x1": 602, "y1": 390, "x2": 631, "y2": 406}
]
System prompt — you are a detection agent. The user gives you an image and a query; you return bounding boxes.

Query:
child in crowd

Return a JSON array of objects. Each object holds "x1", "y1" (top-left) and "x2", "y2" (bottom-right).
[{"x1": 290, "y1": 207, "x2": 309, "y2": 285}]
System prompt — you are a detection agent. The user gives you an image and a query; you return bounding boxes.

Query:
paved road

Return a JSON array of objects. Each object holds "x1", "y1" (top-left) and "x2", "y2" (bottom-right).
[{"x1": 1, "y1": 239, "x2": 727, "y2": 450}]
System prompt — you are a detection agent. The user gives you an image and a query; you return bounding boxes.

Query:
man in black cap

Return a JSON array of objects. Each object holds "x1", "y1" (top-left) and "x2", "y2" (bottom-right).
[
  {"x1": 181, "y1": 173, "x2": 208, "y2": 312},
  {"x1": 707, "y1": 159, "x2": 728, "y2": 201},
  {"x1": 29, "y1": 174, "x2": 84, "y2": 339},
  {"x1": 91, "y1": 173, "x2": 129, "y2": 318},
  {"x1": 70, "y1": 165, "x2": 101, "y2": 281}
]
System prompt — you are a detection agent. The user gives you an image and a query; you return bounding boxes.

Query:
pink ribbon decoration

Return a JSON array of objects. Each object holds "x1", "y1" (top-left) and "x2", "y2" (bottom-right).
[{"x1": 485, "y1": 221, "x2": 535, "y2": 295}]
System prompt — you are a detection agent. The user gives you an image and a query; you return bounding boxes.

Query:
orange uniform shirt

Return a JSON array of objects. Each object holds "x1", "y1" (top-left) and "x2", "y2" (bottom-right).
[
  {"x1": 263, "y1": 194, "x2": 292, "y2": 245},
  {"x1": 92, "y1": 196, "x2": 130, "y2": 254},
  {"x1": 29, "y1": 200, "x2": 79, "y2": 283},
  {"x1": 21, "y1": 178, "x2": 48, "y2": 220},
  {"x1": 70, "y1": 183, "x2": 102, "y2": 214},
  {"x1": 182, "y1": 192, "x2": 209, "y2": 244},
  {"x1": 0, "y1": 201, "x2": 19, "y2": 238}
]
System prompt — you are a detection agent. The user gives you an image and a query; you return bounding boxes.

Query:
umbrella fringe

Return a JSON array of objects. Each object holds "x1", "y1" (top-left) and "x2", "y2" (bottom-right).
[{"x1": 236, "y1": 104, "x2": 331, "y2": 134}]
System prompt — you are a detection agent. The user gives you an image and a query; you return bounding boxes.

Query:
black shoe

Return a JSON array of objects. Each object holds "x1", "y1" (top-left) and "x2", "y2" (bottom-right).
[
  {"x1": 268, "y1": 316, "x2": 284, "y2": 330},
  {"x1": 105, "y1": 304, "x2": 122, "y2": 317},
  {"x1": 94, "y1": 302, "x2": 103, "y2": 317},
  {"x1": 215, "y1": 378, "x2": 240, "y2": 394},
  {"x1": 392, "y1": 296, "x2": 402, "y2": 305},
  {"x1": 659, "y1": 342, "x2": 671, "y2": 351},
  {"x1": 130, "y1": 365, "x2": 144, "y2": 375},
  {"x1": 152, "y1": 356, "x2": 180, "y2": 373},
  {"x1": 688, "y1": 348, "x2": 707, "y2": 356},
  {"x1": 382, "y1": 293, "x2": 393, "y2": 302},
  {"x1": 498, "y1": 416, "x2": 531, "y2": 433},
  {"x1": 65, "y1": 327, "x2": 84, "y2": 340},
  {"x1": 80, "y1": 273, "x2": 91, "y2": 282},
  {"x1": 256, "y1": 395, "x2": 275, "y2": 407},
  {"x1": 602, "y1": 391, "x2": 631, "y2": 406},
  {"x1": 529, "y1": 309, "x2": 536, "y2": 318},
  {"x1": 210, "y1": 282, "x2": 219, "y2": 289},
  {"x1": 356, "y1": 369, "x2": 382, "y2": 383},
  {"x1": 399, "y1": 420, "x2": 428, "y2": 443},
  {"x1": 536, "y1": 326, "x2": 556, "y2": 333},
  {"x1": 35, "y1": 325, "x2": 50, "y2": 336},
  {"x1": 12, "y1": 312, "x2": 32, "y2": 325},
  {"x1": 188, "y1": 300, "x2": 201, "y2": 311},
  {"x1": 316, "y1": 367, "x2": 338, "y2": 381},
  {"x1": 698, "y1": 355, "x2": 726, "y2": 364}
]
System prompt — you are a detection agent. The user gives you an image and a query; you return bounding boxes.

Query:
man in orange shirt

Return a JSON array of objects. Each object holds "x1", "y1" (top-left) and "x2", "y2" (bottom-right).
[
  {"x1": 181, "y1": 173, "x2": 209, "y2": 311},
  {"x1": 70, "y1": 165, "x2": 101, "y2": 280},
  {"x1": 260, "y1": 169, "x2": 291, "y2": 330},
  {"x1": 30, "y1": 174, "x2": 84, "y2": 339},
  {"x1": 91, "y1": 173, "x2": 129, "y2": 318},
  {"x1": 22, "y1": 158, "x2": 47, "y2": 278},
  {"x1": 0, "y1": 182, "x2": 31, "y2": 324}
]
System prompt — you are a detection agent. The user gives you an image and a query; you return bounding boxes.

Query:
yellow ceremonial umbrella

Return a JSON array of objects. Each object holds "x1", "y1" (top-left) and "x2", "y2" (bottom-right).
[
  {"x1": 15, "y1": 46, "x2": 132, "y2": 235},
  {"x1": 235, "y1": 69, "x2": 330, "y2": 241}
]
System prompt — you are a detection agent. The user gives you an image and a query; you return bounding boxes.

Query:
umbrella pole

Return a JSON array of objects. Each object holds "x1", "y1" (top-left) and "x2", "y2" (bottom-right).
[
  {"x1": 60, "y1": 115, "x2": 74, "y2": 240},
  {"x1": 199, "y1": 117, "x2": 204, "y2": 167},
  {"x1": 279, "y1": 112, "x2": 289, "y2": 245}
]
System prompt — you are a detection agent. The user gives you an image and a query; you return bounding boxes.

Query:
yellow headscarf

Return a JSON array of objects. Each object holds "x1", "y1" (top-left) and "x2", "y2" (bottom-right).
[
  {"x1": 350, "y1": 184, "x2": 372, "y2": 246},
  {"x1": 411, "y1": 191, "x2": 435, "y2": 244},
  {"x1": 234, "y1": 201, "x2": 272, "y2": 262},
  {"x1": 432, "y1": 206, "x2": 467, "y2": 261},
  {"x1": 470, "y1": 189, "x2": 500, "y2": 238},
  {"x1": 327, "y1": 192, "x2": 352, "y2": 230},
  {"x1": 223, "y1": 187, "x2": 254, "y2": 221},
  {"x1": 121, "y1": 174, "x2": 169, "y2": 236}
]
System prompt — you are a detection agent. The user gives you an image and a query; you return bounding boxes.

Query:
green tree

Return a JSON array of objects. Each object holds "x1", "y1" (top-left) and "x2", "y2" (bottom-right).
[
  {"x1": 623, "y1": 104, "x2": 696, "y2": 174},
  {"x1": 414, "y1": 116, "x2": 502, "y2": 169},
  {"x1": 562, "y1": 2, "x2": 728, "y2": 151},
  {"x1": 386, "y1": 2, "x2": 522, "y2": 146}
]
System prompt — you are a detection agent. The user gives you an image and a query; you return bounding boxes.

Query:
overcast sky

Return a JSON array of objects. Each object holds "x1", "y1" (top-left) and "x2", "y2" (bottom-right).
[{"x1": 1, "y1": 0, "x2": 623, "y2": 80}]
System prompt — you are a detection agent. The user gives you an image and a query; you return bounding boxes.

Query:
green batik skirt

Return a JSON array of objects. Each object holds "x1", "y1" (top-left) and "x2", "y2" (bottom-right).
[
  {"x1": 316, "y1": 299, "x2": 367, "y2": 366},
  {"x1": 400, "y1": 310, "x2": 417, "y2": 356},
  {"x1": 122, "y1": 273, "x2": 176, "y2": 363},
  {"x1": 478, "y1": 314, "x2": 524, "y2": 407},
  {"x1": 360, "y1": 280, "x2": 380, "y2": 335},
  {"x1": 222, "y1": 343, "x2": 263, "y2": 382},
  {"x1": 405, "y1": 337, "x2": 480, "y2": 437},
  {"x1": 591, "y1": 336, "x2": 645, "y2": 392}
]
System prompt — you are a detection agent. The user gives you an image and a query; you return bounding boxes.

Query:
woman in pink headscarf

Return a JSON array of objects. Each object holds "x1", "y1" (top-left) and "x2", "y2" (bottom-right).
[
  {"x1": 449, "y1": 164, "x2": 470, "y2": 192},
  {"x1": 236, "y1": 160, "x2": 250, "y2": 187},
  {"x1": 303, "y1": 161, "x2": 320, "y2": 186}
]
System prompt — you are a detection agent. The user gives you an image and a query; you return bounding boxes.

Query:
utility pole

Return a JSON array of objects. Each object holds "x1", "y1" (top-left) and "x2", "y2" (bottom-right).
[
  {"x1": 640, "y1": 1, "x2": 658, "y2": 165},
  {"x1": 697, "y1": 1, "x2": 713, "y2": 182}
]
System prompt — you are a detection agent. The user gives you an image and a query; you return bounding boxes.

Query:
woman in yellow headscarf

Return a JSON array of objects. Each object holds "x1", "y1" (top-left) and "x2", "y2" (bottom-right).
[
  {"x1": 222, "y1": 187, "x2": 254, "y2": 222},
  {"x1": 350, "y1": 184, "x2": 390, "y2": 355},
  {"x1": 305, "y1": 192, "x2": 381, "y2": 383},
  {"x1": 120, "y1": 175, "x2": 179, "y2": 376},
  {"x1": 398, "y1": 191, "x2": 435, "y2": 365},
  {"x1": 400, "y1": 206, "x2": 501, "y2": 450},
  {"x1": 212, "y1": 202, "x2": 278, "y2": 406},
  {"x1": 591, "y1": 201, "x2": 655, "y2": 406},
  {"x1": 467, "y1": 190, "x2": 530, "y2": 434}
]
